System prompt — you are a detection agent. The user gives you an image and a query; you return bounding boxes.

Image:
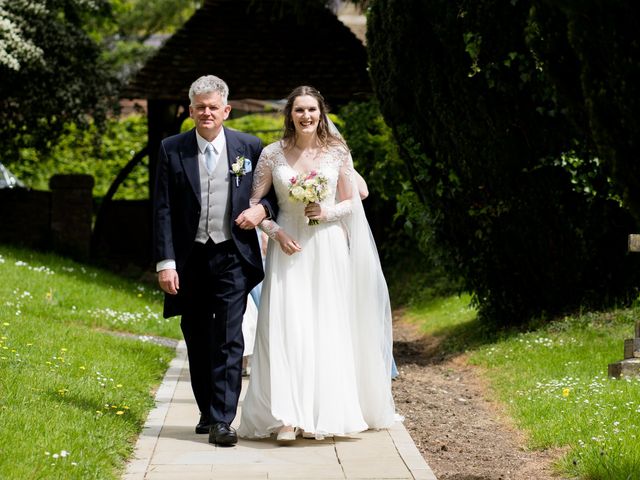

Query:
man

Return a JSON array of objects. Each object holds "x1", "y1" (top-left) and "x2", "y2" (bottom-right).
[{"x1": 153, "y1": 75, "x2": 276, "y2": 446}]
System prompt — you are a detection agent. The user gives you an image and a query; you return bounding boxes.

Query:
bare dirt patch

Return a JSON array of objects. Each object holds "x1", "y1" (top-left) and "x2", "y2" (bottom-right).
[{"x1": 392, "y1": 313, "x2": 564, "y2": 480}]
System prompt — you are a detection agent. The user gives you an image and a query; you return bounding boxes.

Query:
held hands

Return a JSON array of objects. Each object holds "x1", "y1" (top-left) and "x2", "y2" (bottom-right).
[
  {"x1": 304, "y1": 202, "x2": 325, "y2": 223},
  {"x1": 158, "y1": 268, "x2": 179, "y2": 295},
  {"x1": 235, "y1": 204, "x2": 267, "y2": 230},
  {"x1": 276, "y1": 230, "x2": 302, "y2": 256}
]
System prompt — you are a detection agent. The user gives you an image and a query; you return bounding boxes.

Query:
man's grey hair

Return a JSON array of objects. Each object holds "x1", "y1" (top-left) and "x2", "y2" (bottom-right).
[{"x1": 188, "y1": 75, "x2": 229, "y2": 105}]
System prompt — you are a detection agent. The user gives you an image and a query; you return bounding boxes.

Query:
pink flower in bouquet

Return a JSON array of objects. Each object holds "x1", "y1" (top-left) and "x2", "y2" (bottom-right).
[{"x1": 288, "y1": 170, "x2": 329, "y2": 225}]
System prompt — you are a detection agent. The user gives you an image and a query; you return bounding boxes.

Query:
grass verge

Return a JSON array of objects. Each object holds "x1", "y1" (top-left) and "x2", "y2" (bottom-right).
[
  {"x1": 0, "y1": 245, "x2": 181, "y2": 479},
  {"x1": 405, "y1": 293, "x2": 640, "y2": 479}
]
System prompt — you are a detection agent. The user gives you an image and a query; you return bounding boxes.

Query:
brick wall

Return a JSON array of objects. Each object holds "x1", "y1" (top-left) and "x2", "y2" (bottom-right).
[
  {"x1": 1, "y1": 175, "x2": 153, "y2": 269},
  {"x1": 0, "y1": 174, "x2": 94, "y2": 260}
]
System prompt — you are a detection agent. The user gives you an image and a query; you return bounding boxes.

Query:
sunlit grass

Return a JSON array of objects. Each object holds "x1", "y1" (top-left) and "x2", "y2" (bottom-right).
[
  {"x1": 470, "y1": 310, "x2": 640, "y2": 478},
  {"x1": 405, "y1": 291, "x2": 640, "y2": 479},
  {"x1": 402, "y1": 293, "x2": 494, "y2": 354},
  {"x1": 404, "y1": 293, "x2": 476, "y2": 336},
  {"x1": 0, "y1": 245, "x2": 179, "y2": 479},
  {"x1": 1, "y1": 245, "x2": 181, "y2": 339}
]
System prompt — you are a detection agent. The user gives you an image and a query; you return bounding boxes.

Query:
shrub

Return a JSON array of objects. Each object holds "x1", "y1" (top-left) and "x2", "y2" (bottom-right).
[
  {"x1": 8, "y1": 115, "x2": 149, "y2": 200},
  {"x1": 182, "y1": 113, "x2": 283, "y2": 146},
  {"x1": 339, "y1": 98, "x2": 462, "y2": 306},
  {"x1": 529, "y1": 1, "x2": 640, "y2": 222},
  {"x1": 367, "y1": 0, "x2": 640, "y2": 324}
]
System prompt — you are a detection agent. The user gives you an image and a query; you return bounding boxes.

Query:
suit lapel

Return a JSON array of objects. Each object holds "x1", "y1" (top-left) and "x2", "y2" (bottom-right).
[
  {"x1": 224, "y1": 127, "x2": 246, "y2": 202},
  {"x1": 180, "y1": 129, "x2": 201, "y2": 204}
]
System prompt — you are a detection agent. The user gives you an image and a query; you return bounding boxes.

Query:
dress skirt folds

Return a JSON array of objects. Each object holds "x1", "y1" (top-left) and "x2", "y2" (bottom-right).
[{"x1": 238, "y1": 142, "x2": 396, "y2": 439}]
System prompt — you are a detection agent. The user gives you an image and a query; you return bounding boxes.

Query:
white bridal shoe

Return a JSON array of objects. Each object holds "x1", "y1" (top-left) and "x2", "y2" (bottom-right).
[
  {"x1": 301, "y1": 431, "x2": 333, "y2": 440},
  {"x1": 276, "y1": 426, "x2": 300, "y2": 442}
]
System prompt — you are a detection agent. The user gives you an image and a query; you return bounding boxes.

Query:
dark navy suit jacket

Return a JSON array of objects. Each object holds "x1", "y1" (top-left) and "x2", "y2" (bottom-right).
[{"x1": 153, "y1": 127, "x2": 276, "y2": 318}]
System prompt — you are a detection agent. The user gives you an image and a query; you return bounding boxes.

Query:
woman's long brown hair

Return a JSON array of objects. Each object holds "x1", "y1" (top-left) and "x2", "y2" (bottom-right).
[{"x1": 281, "y1": 86, "x2": 346, "y2": 150}]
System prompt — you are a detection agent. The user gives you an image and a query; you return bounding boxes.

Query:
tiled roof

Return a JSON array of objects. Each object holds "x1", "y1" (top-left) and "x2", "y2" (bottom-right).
[{"x1": 123, "y1": 0, "x2": 371, "y2": 106}]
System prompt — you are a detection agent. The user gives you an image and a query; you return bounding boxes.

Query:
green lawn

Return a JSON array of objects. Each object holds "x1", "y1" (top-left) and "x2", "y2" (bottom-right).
[
  {"x1": 0, "y1": 245, "x2": 181, "y2": 480},
  {"x1": 405, "y1": 294, "x2": 640, "y2": 479},
  {"x1": 7, "y1": 241, "x2": 640, "y2": 479}
]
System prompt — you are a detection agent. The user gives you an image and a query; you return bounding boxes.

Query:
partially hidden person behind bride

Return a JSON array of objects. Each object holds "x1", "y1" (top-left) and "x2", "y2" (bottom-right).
[{"x1": 238, "y1": 85, "x2": 397, "y2": 442}]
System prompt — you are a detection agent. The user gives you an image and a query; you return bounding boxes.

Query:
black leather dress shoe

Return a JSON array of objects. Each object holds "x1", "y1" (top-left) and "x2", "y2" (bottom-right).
[
  {"x1": 209, "y1": 422, "x2": 238, "y2": 446},
  {"x1": 195, "y1": 414, "x2": 211, "y2": 434}
]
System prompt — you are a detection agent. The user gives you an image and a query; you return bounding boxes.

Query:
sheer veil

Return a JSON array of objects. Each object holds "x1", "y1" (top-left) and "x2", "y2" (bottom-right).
[{"x1": 327, "y1": 116, "x2": 397, "y2": 426}]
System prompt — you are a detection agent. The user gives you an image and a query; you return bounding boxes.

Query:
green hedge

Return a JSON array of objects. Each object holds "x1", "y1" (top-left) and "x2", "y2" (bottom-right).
[
  {"x1": 530, "y1": 1, "x2": 640, "y2": 221},
  {"x1": 7, "y1": 115, "x2": 149, "y2": 200},
  {"x1": 367, "y1": 0, "x2": 640, "y2": 325},
  {"x1": 8, "y1": 113, "x2": 285, "y2": 201}
]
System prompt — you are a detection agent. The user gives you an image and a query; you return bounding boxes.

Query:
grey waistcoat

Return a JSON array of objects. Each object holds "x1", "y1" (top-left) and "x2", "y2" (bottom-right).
[{"x1": 195, "y1": 147, "x2": 231, "y2": 244}]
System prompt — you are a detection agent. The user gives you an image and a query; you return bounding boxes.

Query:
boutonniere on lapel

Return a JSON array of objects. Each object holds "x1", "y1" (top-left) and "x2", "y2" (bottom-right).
[{"x1": 230, "y1": 155, "x2": 252, "y2": 187}]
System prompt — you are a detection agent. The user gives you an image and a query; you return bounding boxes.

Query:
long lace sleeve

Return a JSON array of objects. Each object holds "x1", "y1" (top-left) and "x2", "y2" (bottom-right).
[
  {"x1": 250, "y1": 149, "x2": 281, "y2": 239},
  {"x1": 323, "y1": 147, "x2": 354, "y2": 222}
]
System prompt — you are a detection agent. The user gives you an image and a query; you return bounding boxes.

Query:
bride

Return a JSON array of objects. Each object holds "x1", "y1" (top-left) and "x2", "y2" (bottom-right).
[{"x1": 238, "y1": 86, "x2": 396, "y2": 442}]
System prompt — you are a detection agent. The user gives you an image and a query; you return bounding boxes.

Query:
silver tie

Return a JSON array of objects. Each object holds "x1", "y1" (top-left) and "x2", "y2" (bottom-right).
[{"x1": 205, "y1": 144, "x2": 216, "y2": 173}]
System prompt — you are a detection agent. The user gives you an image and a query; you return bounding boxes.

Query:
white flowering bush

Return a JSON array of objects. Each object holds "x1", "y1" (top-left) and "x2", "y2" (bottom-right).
[
  {"x1": 0, "y1": 0, "x2": 45, "y2": 71},
  {"x1": 0, "y1": 0, "x2": 114, "y2": 162}
]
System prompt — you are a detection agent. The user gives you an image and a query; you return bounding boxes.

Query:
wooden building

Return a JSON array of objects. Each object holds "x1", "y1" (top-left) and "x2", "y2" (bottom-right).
[{"x1": 122, "y1": 0, "x2": 371, "y2": 196}]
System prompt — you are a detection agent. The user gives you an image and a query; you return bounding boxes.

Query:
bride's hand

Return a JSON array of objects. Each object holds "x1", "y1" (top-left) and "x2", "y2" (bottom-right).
[
  {"x1": 304, "y1": 202, "x2": 325, "y2": 222},
  {"x1": 275, "y1": 229, "x2": 302, "y2": 256}
]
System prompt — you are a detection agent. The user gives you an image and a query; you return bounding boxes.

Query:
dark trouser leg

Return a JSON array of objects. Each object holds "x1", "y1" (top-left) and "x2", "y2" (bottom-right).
[
  {"x1": 181, "y1": 310, "x2": 213, "y2": 418},
  {"x1": 180, "y1": 244, "x2": 214, "y2": 418},
  {"x1": 180, "y1": 241, "x2": 248, "y2": 425},
  {"x1": 207, "y1": 246, "x2": 248, "y2": 424}
]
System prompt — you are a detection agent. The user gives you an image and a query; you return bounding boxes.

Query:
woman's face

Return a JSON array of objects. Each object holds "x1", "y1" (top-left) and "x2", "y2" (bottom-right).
[{"x1": 291, "y1": 95, "x2": 321, "y2": 136}]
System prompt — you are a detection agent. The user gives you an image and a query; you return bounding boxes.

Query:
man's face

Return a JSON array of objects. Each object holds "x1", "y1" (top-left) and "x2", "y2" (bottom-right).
[{"x1": 189, "y1": 92, "x2": 231, "y2": 140}]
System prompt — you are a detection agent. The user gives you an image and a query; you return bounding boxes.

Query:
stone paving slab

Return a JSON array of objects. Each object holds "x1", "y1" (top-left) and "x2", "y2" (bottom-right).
[{"x1": 123, "y1": 341, "x2": 437, "y2": 480}]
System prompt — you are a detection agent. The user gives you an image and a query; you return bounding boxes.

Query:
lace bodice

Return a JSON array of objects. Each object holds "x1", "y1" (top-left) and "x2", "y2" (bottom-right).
[
  {"x1": 240, "y1": 140, "x2": 397, "y2": 439},
  {"x1": 250, "y1": 141, "x2": 356, "y2": 238}
]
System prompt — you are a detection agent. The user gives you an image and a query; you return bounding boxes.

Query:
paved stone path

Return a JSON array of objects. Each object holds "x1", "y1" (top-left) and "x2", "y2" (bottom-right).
[{"x1": 123, "y1": 342, "x2": 437, "y2": 479}]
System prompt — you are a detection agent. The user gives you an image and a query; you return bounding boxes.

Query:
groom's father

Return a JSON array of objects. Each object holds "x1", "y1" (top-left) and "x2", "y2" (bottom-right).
[{"x1": 153, "y1": 75, "x2": 276, "y2": 445}]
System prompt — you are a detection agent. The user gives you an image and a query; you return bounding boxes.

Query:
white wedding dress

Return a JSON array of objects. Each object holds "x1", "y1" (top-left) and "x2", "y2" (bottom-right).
[{"x1": 238, "y1": 141, "x2": 396, "y2": 439}]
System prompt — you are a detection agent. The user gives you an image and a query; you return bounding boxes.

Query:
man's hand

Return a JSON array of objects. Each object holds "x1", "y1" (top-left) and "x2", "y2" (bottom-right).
[
  {"x1": 235, "y1": 204, "x2": 267, "y2": 230},
  {"x1": 158, "y1": 268, "x2": 179, "y2": 295}
]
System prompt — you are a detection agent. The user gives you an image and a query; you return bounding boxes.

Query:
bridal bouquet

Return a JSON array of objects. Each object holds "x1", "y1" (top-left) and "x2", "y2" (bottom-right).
[{"x1": 288, "y1": 170, "x2": 329, "y2": 225}]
